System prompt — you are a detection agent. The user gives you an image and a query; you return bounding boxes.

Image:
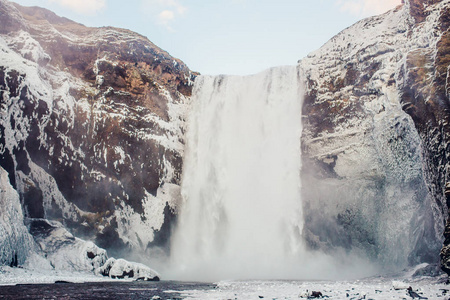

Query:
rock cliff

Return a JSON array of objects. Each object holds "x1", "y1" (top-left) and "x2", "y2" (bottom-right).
[
  {"x1": 0, "y1": 0, "x2": 195, "y2": 262},
  {"x1": 2, "y1": 0, "x2": 450, "y2": 276},
  {"x1": 299, "y1": 0, "x2": 450, "y2": 271}
]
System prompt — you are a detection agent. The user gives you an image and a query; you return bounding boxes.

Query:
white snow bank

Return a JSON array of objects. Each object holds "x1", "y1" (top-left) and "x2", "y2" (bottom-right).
[
  {"x1": 97, "y1": 258, "x2": 160, "y2": 281},
  {"x1": 0, "y1": 262, "x2": 116, "y2": 286}
]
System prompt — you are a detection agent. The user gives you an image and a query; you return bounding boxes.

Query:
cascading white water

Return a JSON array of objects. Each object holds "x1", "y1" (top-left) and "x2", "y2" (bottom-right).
[
  {"x1": 168, "y1": 66, "x2": 306, "y2": 280},
  {"x1": 165, "y1": 65, "x2": 383, "y2": 281}
]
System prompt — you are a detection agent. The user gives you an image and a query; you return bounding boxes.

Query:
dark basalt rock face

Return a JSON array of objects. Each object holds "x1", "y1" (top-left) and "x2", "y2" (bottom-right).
[
  {"x1": 0, "y1": 0, "x2": 195, "y2": 258},
  {"x1": 404, "y1": 3, "x2": 450, "y2": 275},
  {"x1": 399, "y1": 0, "x2": 450, "y2": 274},
  {"x1": 300, "y1": 0, "x2": 450, "y2": 270}
]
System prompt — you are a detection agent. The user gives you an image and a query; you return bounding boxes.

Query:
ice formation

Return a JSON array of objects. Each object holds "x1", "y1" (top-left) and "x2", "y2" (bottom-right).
[{"x1": 0, "y1": 166, "x2": 35, "y2": 266}]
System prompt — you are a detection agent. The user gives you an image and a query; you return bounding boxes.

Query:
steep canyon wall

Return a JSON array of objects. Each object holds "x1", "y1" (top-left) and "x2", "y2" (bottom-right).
[
  {"x1": 0, "y1": 0, "x2": 194, "y2": 261},
  {"x1": 1, "y1": 0, "x2": 450, "y2": 277},
  {"x1": 300, "y1": 0, "x2": 450, "y2": 272}
]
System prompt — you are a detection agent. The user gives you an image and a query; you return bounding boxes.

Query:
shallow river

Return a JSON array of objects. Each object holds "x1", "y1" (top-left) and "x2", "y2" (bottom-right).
[{"x1": 0, "y1": 281, "x2": 215, "y2": 299}]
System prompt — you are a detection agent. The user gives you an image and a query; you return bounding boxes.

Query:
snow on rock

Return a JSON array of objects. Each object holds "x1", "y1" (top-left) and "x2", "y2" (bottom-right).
[
  {"x1": 97, "y1": 258, "x2": 160, "y2": 281},
  {"x1": 0, "y1": 0, "x2": 195, "y2": 261},
  {"x1": 0, "y1": 166, "x2": 35, "y2": 266},
  {"x1": 3, "y1": 30, "x2": 51, "y2": 65},
  {"x1": 114, "y1": 183, "x2": 180, "y2": 251},
  {"x1": 299, "y1": 0, "x2": 448, "y2": 270},
  {"x1": 27, "y1": 218, "x2": 107, "y2": 272},
  {"x1": 0, "y1": 212, "x2": 162, "y2": 284}
]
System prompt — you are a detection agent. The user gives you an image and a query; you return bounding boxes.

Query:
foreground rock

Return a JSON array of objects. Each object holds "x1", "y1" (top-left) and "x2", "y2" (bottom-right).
[
  {"x1": 27, "y1": 218, "x2": 108, "y2": 272},
  {"x1": 97, "y1": 258, "x2": 160, "y2": 281},
  {"x1": 2, "y1": 164, "x2": 158, "y2": 281},
  {"x1": 0, "y1": 166, "x2": 35, "y2": 266},
  {"x1": 25, "y1": 217, "x2": 159, "y2": 281}
]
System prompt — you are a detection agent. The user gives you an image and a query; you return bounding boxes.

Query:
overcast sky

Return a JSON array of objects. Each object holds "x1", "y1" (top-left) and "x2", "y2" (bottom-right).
[{"x1": 11, "y1": 0, "x2": 402, "y2": 75}]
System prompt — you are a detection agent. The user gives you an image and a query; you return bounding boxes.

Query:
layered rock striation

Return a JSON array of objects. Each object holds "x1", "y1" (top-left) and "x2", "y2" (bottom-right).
[{"x1": 0, "y1": 0, "x2": 195, "y2": 262}]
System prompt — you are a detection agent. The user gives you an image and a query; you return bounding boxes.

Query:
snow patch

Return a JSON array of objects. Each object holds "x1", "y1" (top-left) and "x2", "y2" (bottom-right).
[
  {"x1": 114, "y1": 184, "x2": 180, "y2": 249},
  {"x1": 4, "y1": 30, "x2": 50, "y2": 65}
]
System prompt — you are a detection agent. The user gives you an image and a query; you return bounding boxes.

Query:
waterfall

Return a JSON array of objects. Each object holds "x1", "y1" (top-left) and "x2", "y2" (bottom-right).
[
  {"x1": 165, "y1": 66, "x2": 387, "y2": 281},
  {"x1": 169, "y1": 66, "x2": 306, "y2": 280}
]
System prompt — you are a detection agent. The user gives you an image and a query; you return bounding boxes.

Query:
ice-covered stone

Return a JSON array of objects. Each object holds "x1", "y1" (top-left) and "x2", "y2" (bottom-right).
[
  {"x1": 97, "y1": 257, "x2": 159, "y2": 281},
  {"x1": 0, "y1": 166, "x2": 35, "y2": 266},
  {"x1": 28, "y1": 219, "x2": 107, "y2": 272},
  {"x1": 392, "y1": 280, "x2": 410, "y2": 290}
]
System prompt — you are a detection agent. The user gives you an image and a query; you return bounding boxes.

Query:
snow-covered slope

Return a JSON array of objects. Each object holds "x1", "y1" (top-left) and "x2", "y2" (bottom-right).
[
  {"x1": 0, "y1": 0, "x2": 195, "y2": 264},
  {"x1": 299, "y1": 0, "x2": 450, "y2": 270}
]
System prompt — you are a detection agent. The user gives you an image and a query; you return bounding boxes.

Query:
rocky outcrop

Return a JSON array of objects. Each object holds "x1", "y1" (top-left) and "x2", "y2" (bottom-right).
[
  {"x1": 0, "y1": 166, "x2": 36, "y2": 266},
  {"x1": 27, "y1": 218, "x2": 108, "y2": 272},
  {"x1": 0, "y1": 0, "x2": 195, "y2": 260},
  {"x1": 299, "y1": 0, "x2": 450, "y2": 270},
  {"x1": 96, "y1": 257, "x2": 159, "y2": 281},
  {"x1": 398, "y1": 0, "x2": 450, "y2": 274}
]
